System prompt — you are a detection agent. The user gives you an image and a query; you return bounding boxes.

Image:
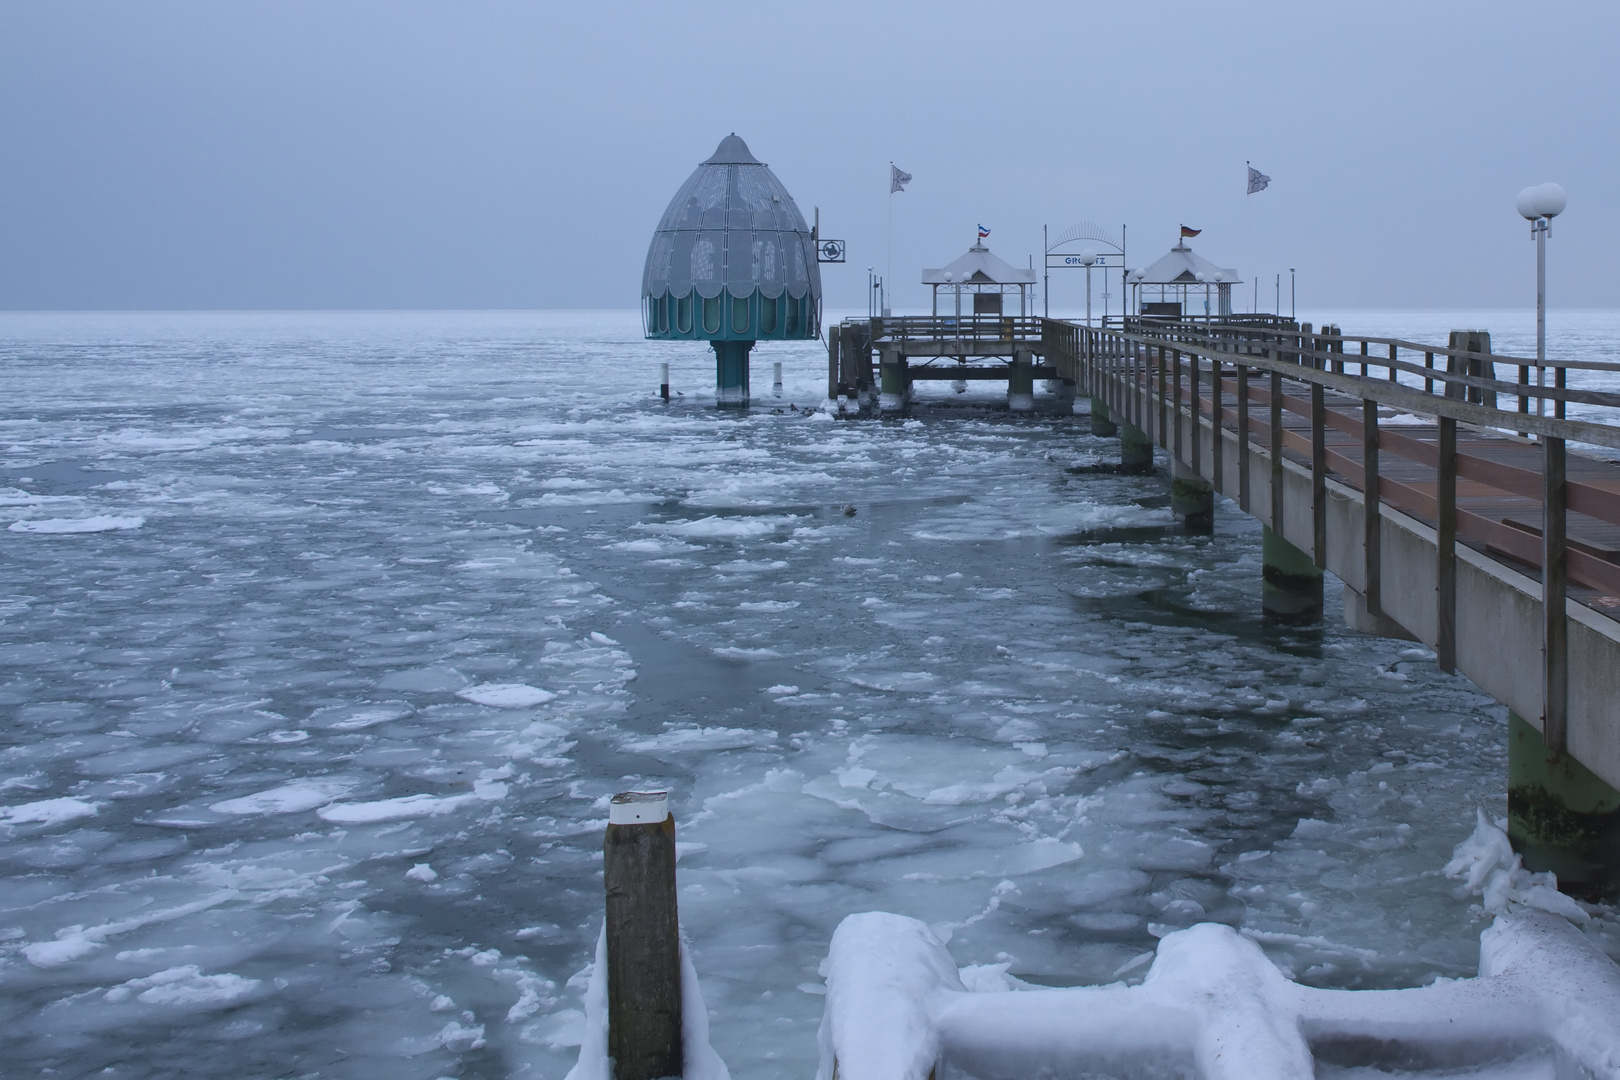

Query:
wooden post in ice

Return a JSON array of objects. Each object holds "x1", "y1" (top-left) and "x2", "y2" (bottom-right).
[
  {"x1": 605, "y1": 790, "x2": 682, "y2": 1080},
  {"x1": 659, "y1": 363, "x2": 670, "y2": 403},
  {"x1": 772, "y1": 361, "x2": 783, "y2": 397}
]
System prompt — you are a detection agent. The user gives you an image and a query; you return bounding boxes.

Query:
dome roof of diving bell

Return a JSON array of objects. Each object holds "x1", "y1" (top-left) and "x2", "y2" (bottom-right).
[{"x1": 643, "y1": 134, "x2": 822, "y2": 302}]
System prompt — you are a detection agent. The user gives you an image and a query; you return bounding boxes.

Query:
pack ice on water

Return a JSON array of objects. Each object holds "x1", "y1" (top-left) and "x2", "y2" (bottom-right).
[{"x1": 0, "y1": 309, "x2": 1616, "y2": 1080}]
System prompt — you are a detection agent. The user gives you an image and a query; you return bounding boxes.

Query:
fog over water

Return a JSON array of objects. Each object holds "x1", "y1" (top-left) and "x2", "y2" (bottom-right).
[{"x1": 1, "y1": 310, "x2": 1616, "y2": 1079}]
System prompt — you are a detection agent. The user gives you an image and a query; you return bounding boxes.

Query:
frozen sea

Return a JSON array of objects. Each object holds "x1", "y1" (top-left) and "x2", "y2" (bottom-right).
[{"x1": 1, "y1": 308, "x2": 1616, "y2": 1080}]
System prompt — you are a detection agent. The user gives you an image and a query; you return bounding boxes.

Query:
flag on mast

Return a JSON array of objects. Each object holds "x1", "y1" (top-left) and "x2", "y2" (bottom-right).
[
  {"x1": 1247, "y1": 163, "x2": 1271, "y2": 194},
  {"x1": 890, "y1": 164, "x2": 912, "y2": 193},
  {"x1": 977, "y1": 224, "x2": 991, "y2": 239},
  {"x1": 1180, "y1": 225, "x2": 1201, "y2": 238}
]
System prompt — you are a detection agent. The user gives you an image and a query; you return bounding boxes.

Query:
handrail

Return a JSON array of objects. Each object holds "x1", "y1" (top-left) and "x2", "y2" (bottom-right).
[{"x1": 1095, "y1": 325, "x2": 1620, "y2": 451}]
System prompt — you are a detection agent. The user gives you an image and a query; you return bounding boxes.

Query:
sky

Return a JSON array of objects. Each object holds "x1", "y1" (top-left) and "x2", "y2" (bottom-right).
[{"x1": 1, "y1": 0, "x2": 1615, "y2": 312}]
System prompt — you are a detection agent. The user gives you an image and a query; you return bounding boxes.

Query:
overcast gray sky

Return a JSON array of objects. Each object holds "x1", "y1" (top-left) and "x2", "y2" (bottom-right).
[{"x1": 1, "y1": 1, "x2": 1614, "y2": 312}]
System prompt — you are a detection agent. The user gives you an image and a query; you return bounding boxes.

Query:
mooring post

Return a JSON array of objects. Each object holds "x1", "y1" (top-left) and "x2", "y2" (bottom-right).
[
  {"x1": 660, "y1": 362, "x2": 670, "y2": 404},
  {"x1": 772, "y1": 361, "x2": 783, "y2": 398},
  {"x1": 605, "y1": 790, "x2": 683, "y2": 1080}
]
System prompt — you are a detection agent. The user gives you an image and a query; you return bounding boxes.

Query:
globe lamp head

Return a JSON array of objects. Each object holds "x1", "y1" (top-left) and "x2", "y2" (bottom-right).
[{"x1": 1533, "y1": 182, "x2": 1567, "y2": 218}]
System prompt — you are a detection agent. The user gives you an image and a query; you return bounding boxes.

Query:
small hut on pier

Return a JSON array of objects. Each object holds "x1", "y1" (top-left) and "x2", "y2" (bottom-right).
[
  {"x1": 922, "y1": 243, "x2": 1038, "y2": 318},
  {"x1": 1130, "y1": 242, "x2": 1239, "y2": 318}
]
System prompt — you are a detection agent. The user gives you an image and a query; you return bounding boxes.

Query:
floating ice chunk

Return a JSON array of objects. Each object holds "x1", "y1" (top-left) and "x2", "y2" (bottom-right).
[
  {"x1": 0, "y1": 796, "x2": 99, "y2": 827},
  {"x1": 318, "y1": 792, "x2": 487, "y2": 823},
  {"x1": 589, "y1": 632, "x2": 619, "y2": 645},
  {"x1": 623, "y1": 726, "x2": 772, "y2": 753},
  {"x1": 712, "y1": 646, "x2": 782, "y2": 660},
  {"x1": 1444, "y1": 808, "x2": 1589, "y2": 923},
  {"x1": 739, "y1": 600, "x2": 800, "y2": 612},
  {"x1": 457, "y1": 683, "x2": 557, "y2": 708},
  {"x1": 438, "y1": 1020, "x2": 486, "y2": 1051},
  {"x1": 104, "y1": 965, "x2": 260, "y2": 1007},
  {"x1": 209, "y1": 779, "x2": 353, "y2": 816},
  {"x1": 762, "y1": 684, "x2": 800, "y2": 695},
  {"x1": 406, "y1": 863, "x2": 438, "y2": 882},
  {"x1": 656, "y1": 515, "x2": 794, "y2": 539},
  {"x1": 8, "y1": 515, "x2": 144, "y2": 533}
]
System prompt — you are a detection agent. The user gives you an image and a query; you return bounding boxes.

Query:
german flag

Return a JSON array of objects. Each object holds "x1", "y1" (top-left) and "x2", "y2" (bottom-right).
[{"x1": 1180, "y1": 225, "x2": 1201, "y2": 238}]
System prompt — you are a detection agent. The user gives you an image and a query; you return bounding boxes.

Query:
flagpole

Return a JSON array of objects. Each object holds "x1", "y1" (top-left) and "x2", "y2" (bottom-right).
[{"x1": 886, "y1": 165, "x2": 894, "y2": 317}]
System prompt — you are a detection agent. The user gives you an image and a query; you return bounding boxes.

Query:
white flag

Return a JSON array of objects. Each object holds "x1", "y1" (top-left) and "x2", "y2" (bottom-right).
[
  {"x1": 890, "y1": 164, "x2": 912, "y2": 193},
  {"x1": 1247, "y1": 164, "x2": 1271, "y2": 194}
]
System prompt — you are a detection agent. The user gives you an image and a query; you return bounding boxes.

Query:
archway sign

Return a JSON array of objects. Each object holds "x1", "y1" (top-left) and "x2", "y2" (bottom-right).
[{"x1": 1044, "y1": 221, "x2": 1127, "y2": 325}]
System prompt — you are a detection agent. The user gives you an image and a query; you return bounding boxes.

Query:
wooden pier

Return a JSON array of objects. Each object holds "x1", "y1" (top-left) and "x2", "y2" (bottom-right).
[{"x1": 829, "y1": 312, "x2": 1620, "y2": 889}]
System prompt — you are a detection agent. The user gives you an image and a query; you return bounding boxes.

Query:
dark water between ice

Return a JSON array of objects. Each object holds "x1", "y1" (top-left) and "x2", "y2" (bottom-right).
[{"x1": 1, "y1": 310, "x2": 1615, "y2": 1079}]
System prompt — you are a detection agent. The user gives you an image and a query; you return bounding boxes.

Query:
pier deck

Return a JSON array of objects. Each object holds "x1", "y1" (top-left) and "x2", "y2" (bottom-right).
[{"x1": 1060, "y1": 318, "x2": 1620, "y2": 792}]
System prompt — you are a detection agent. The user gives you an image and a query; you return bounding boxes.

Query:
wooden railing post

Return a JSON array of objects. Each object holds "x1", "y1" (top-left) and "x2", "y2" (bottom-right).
[
  {"x1": 605, "y1": 790, "x2": 683, "y2": 1080},
  {"x1": 1437, "y1": 417, "x2": 1458, "y2": 674},
  {"x1": 1544, "y1": 436, "x2": 1568, "y2": 752},
  {"x1": 1311, "y1": 382, "x2": 1327, "y2": 569},
  {"x1": 1211, "y1": 358, "x2": 1224, "y2": 494},
  {"x1": 1157, "y1": 346, "x2": 1169, "y2": 449},
  {"x1": 1173, "y1": 350, "x2": 1184, "y2": 465},
  {"x1": 1269, "y1": 368, "x2": 1284, "y2": 536},
  {"x1": 1237, "y1": 363, "x2": 1251, "y2": 513},
  {"x1": 1363, "y1": 398, "x2": 1382, "y2": 618},
  {"x1": 1190, "y1": 350, "x2": 1202, "y2": 472}
]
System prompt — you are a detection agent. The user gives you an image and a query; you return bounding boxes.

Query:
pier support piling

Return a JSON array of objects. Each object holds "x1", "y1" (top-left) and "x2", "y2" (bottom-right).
[
  {"x1": 1262, "y1": 525, "x2": 1323, "y2": 624},
  {"x1": 605, "y1": 791, "x2": 683, "y2": 1080},
  {"x1": 1119, "y1": 423, "x2": 1154, "y2": 474},
  {"x1": 1007, "y1": 349, "x2": 1035, "y2": 412},
  {"x1": 1089, "y1": 397, "x2": 1117, "y2": 437},
  {"x1": 713, "y1": 340, "x2": 752, "y2": 408},
  {"x1": 1171, "y1": 458, "x2": 1215, "y2": 533},
  {"x1": 879, "y1": 348, "x2": 906, "y2": 414},
  {"x1": 772, "y1": 361, "x2": 783, "y2": 398},
  {"x1": 1509, "y1": 712, "x2": 1620, "y2": 901},
  {"x1": 659, "y1": 362, "x2": 670, "y2": 403}
]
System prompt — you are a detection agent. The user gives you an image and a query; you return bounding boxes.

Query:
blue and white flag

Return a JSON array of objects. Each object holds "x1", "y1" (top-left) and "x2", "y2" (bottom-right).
[
  {"x1": 890, "y1": 164, "x2": 912, "y2": 193},
  {"x1": 1247, "y1": 163, "x2": 1271, "y2": 194}
]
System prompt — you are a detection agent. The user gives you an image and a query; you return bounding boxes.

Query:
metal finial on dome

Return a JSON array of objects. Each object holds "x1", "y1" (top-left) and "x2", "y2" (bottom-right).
[{"x1": 702, "y1": 134, "x2": 762, "y2": 166}]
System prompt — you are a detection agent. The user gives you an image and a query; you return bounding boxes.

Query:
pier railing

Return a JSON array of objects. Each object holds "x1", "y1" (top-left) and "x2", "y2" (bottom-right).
[
  {"x1": 872, "y1": 315, "x2": 1046, "y2": 343},
  {"x1": 1059, "y1": 317, "x2": 1620, "y2": 756}
]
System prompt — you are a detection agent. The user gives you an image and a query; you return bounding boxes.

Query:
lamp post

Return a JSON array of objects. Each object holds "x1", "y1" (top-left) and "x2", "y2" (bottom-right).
[
  {"x1": 1516, "y1": 181, "x2": 1568, "y2": 752},
  {"x1": 1078, "y1": 248, "x2": 1097, "y2": 327},
  {"x1": 1290, "y1": 268, "x2": 1296, "y2": 320},
  {"x1": 1517, "y1": 182, "x2": 1567, "y2": 418}
]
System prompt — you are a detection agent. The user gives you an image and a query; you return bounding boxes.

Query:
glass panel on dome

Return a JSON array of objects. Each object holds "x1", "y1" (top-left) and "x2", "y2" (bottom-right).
[
  {"x1": 785, "y1": 295, "x2": 802, "y2": 336},
  {"x1": 677, "y1": 293, "x2": 692, "y2": 333},
  {"x1": 659, "y1": 294, "x2": 669, "y2": 332},
  {"x1": 759, "y1": 295, "x2": 777, "y2": 334},
  {"x1": 732, "y1": 295, "x2": 750, "y2": 335},
  {"x1": 702, "y1": 295, "x2": 721, "y2": 334}
]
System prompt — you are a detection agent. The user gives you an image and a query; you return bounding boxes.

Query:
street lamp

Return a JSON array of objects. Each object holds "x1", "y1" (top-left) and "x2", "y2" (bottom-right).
[
  {"x1": 1516, "y1": 180, "x2": 1569, "y2": 748},
  {"x1": 1078, "y1": 248, "x2": 1097, "y2": 327},
  {"x1": 1517, "y1": 182, "x2": 1567, "y2": 419}
]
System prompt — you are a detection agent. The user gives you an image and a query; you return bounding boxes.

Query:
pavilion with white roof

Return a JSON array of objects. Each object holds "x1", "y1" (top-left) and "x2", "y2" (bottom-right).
[
  {"x1": 1130, "y1": 241, "x2": 1240, "y2": 318},
  {"x1": 921, "y1": 242, "x2": 1038, "y2": 318}
]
